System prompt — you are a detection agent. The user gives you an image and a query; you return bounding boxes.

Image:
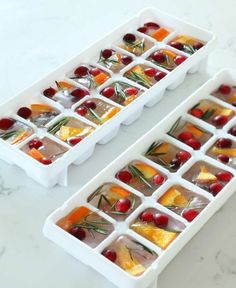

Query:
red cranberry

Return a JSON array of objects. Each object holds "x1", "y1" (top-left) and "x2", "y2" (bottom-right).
[
  {"x1": 116, "y1": 170, "x2": 132, "y2": 183},
  {"x1": 102, "y1": 249, "x2": 117, "y2": 262},
  {"x1": 216, "y1": 171, "x2": 232, "y2": 183},
  {"x1": 144, "y1": 67, "x2": 157, "y2": 77},
  {"x1": 176, "y1": 150, "x2": 191, "y2": 163},
  {"x1": 17, "y1": 107, "x2": 32, "y2": 119},
  {"x1": 193, "y1": 42, "x2": 204, "y2": 50},
  {"x1": 83, "y1": 100, "x2": 96, "y2": 110},
  {"x1": 71, "y1": 88, "x2": 87, "y2": 98},
  {"x1": 218, "y1": 84, "x2": 231, "y2": 95},
  {"x1": 139, "y1": 211, "x2": 154, "y2": 222},
  {"x1": 74, "y1": 66, "x2": 89, "y2": 77},
  {"x1": 169, "y1": 158, "x2": 181, "y2": 170},
  {"x1": 229, "y1": 126, "x2": 236, "y2": 136},
  {"x1": 115, "y1": 198, "x2": 131, "y2": 213},
  {"x1": 101, "y1": 87, "x2": 115, "y2": 98},
  {"x1": 153, "y1": 213, "x2": 169, "y2": 228},
  {"x1": 152, "y1": 51, "x2": 166, "y2": 63},
  {"x1": 185, "y1": 138, "x2": 201, "y2": 150},
  {"x1": 212, "y1": 115, "x2": 228, "y2": 127},
  {"x1": 169, "y1": 41, "x2": 183, "y2": 50},
  {"x1": 153, "y1": 174, "x2": 165, "y2": 185},
  {"x1": 123, "y1": 33, "x2": 136, "y2": 43},
  {"x1": 0, "y1": 118, "x2": 15, "y2": 130},
  {"x1": 69, "y1": 226, "x2": 86, "y2": 240},
  {"x1": 68, "y1": 137, "x2": 83, "y2": 146},
  {"x1": 144, "y1": 22, "x2": 160, "y2": 29},
  {"x1": 121, "y1": 55, "x2": 133, "y2": 65},
  {"x1": 90, "y1": 68, "x2": 101, "y2": 77},
  {"x1": 217, "y1": 154, "x2": 229, "y2": 164},
  {"x1": 137, "y1": 26, "x2": 148, "y2": 33},
  {"x1": 216, "y1": 138, "x2": 232, "y2": 148},
  {"x1": 101, "y1": 49, "x2": 113, "y2": 59},
  {"x1": 209, "y1": 182, "x2": 223, "y2": 196},
  {"x1": 76, "y1": 107, "x2": 87, "y2": 116},
  {"x1": 124, "y1": 87, "x2": 138, "y2": 96},
  {"x1": 40, "y1": 158, "x2": 52, "y2": 165},
  {"x1": 190, "y1": 108, "x2": 203, "y2": 118},
  {"x1": 43, "y1": 87, "x2": 56, "y2": 97},
  {"x1": 28, "y1": 139, "x2": 43, "y2": 149},
  {"x1": 178, "y1": 131, "x2": 193, "y2": 142},
  {"x1": 154, "y1": 71, "x2": 166, "y2": 81},
  {"x1": 174, "y1": 55, "x2": 186, "y2": 65},
  {"x1": 182, "y1": 209, "x2": 199, "y2": 222}
]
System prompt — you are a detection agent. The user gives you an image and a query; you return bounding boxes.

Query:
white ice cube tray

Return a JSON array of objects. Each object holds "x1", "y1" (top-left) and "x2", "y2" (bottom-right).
[
  {"x1": 43, "y1": 69, "x2": 236, "y2": 288},
  {"x1": 0, "y1": 7, "x2": 216, "y2": 187}
]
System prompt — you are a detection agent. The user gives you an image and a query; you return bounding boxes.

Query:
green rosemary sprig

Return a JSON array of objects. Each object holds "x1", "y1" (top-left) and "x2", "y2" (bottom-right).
[
  {"x1": 165, "y1": 54, "x2": 175, "y2": 69},
  {"x1": 190, "y1": 103, "x2": 200, "y2": 110},
  {"x1": 99, "y1": 52, "x2": 119, "y2": 68},
  {"x1": 145, "y1": 141, "x2": 165, "y2": 157},
  {"x1": 70, "y1": 71, "x2": 93, "y2": 89},
  {"x1": 124, "y1": 38, "x2": 145, "y2": 54},
  {"x1": 145, "y1": 141, "x2": 169, "y2": 168},
  {"x1": 86, "y1": 107, "x2": 103, "y2": 124},
  {"x1": 131, "y1": 240, "x2": 158, "y2": 256},
  {"x1": 202, "y1": 109, "x2": 216, "y2": 121},
  {"x1": 126, "y1": 71, "x2": 152, "y2": 88},
  {"x1": 167, "y1": 117, "x2": 181, "y2": 136},
  {"x1": 74, "y1": 214, "x2": 110, "y2": 235},
  {"x1": 55, "y1": 81, "x2": 62, "y2": 91},
  {"x1": 48, "y1": 117, "x2": 69, "y2": 134},
  {"x1": 74, "y1": 222, "x2": 109, "y2": 235},
  {"x1": 97, "y1": 194, "x2": 112, "y2": 209},
  {"x1": 114, "y1": 82, "x2": 126, "y2": 102},
  {"x1": 128, "y1": 165, "x2": 153, "y2": 189},
  {"x1": 87, "y1": 186, "x2": 103, "y2": 203},
  {"x1": 118, "y1": 81, "x2": 138, "y2": 89},
  {"x1": 0, "y1": 130, "x2": 18, "y2": 140},
  {"x1": 183, "y1": 44, "x2": 196, "y2": 54}
]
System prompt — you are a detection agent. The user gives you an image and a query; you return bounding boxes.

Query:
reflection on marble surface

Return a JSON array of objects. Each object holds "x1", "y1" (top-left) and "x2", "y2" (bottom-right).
[{"x1": 0, "y1": 0, "x2": 236, "y2": 288}]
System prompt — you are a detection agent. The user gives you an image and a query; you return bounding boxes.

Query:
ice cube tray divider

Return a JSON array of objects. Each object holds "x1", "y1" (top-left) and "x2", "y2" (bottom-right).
[
  {"x1": 44, "y1": 69, "x2": 236, "y2": 288},
  {"x1": 0, "y1": 7, "x2": 216, "y2": 187}
]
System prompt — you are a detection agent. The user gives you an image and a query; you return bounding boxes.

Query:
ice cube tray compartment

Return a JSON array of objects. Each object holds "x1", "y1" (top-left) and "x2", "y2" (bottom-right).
[
  {"x1": 44, "y1": 69, "x2": 236, "y2": 288},
  {"x1": 0, "y1": 7, "x2": 216, "y2": 187}
]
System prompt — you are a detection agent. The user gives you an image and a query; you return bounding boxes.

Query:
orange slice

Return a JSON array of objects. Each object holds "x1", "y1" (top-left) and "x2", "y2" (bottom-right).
[
  {"x1": 134, "y1": 163, "x2": 157, "y2": 179},
  {"x1": 116, "y1": 244, "x2": 145, "y2": 276},
  {"x1": 11, "y1": 131, "x2": 29, "y2": 145},
  {"x1": 132, "y1": 223, "x2": 177, "y2": 249},
  {"x1": 31, "y1": 104, "x2": 53, "y2": 113},
  {"x1": 151, "y1": 28, "x2": 169, "y2": 41},
  {"x1": 211, "y1": 146, "x2": 236, "y2": 157},
  {"x1": 59, "y1": 126, "x2": 84, "y2": 141},
  {"x1": 28, "y1": 148, "x2": 45, "y2": 161},
  {"x1": 163, "y1": 49, "x2": 177, "y2": 59},
  {"x1": 101, "y1": 107, "x2": 120, "y2": 122},
  {"x1": 185, "y1": 123, "x2": 204, "y2": 138},
  {"x1": 159, "y1": 187, "x2": 187, "y2": 208},
  {"x1": 220, "y1": 108, "x2": 234, "y2": 117},
  {"x1": 195, "y1": 166, "x2": 217, "y2": 184},
  {"x1": 93, "y1": 72, "x2": 109, "y2": 86},
  {"x1": 108, "y1": 185, "x2": 131, "y2": 200},
  {"x1": 57, "y1": 81, "x2": 74, "y2": 90},
  {"x1": 124, "y1": 95, "x2": 136, "y2": 106},
  {"x1": 57, "y1": 206, "x2": 90, "y2": 231}
]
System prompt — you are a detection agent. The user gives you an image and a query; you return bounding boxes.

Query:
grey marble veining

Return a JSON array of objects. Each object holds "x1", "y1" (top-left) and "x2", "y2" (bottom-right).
[{"x1": 0, "y1": 0, "x2": 236, "y2": 287}]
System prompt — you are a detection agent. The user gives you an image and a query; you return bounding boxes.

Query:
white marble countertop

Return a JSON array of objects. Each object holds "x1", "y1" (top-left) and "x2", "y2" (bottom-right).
[{"x1": 1, "y1": 0, "x2": 236, "y2": 287}]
